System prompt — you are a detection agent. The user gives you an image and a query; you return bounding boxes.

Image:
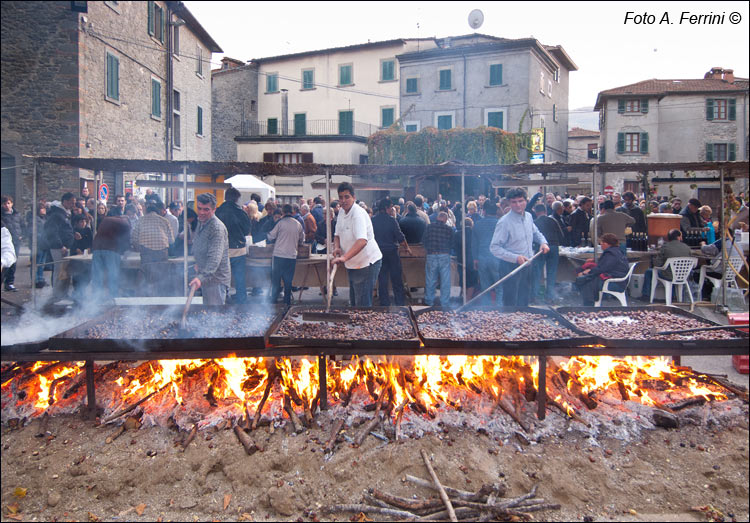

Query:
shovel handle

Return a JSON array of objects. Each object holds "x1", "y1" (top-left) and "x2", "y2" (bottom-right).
[
  {"x1": 326, "y1": 264, "x2": 338, "y2": 312},
  {"x1": 181, "y1": 283, "x2": 198, "y2": 327}
]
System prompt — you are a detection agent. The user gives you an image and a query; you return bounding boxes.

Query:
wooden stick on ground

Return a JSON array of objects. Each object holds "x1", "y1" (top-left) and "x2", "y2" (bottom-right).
[
  {"x1": 283, "y1": 394, "x2": 304, "y2": 434},
  {"x1": 233, "y1": 423, "x2": 258, "y2": 455},
  {"x1": 35, "y1": 412, "x2": 49, "y2": 438},
  {"x1": 404, "y1": 475, "x2": 499, "y2": 502},
  {"x1": 322, "y1": 504, "x2": 417, "y2": 520},
  {"x1": 354, "y1": 386, "x2": 387, "y2": 447},
  {"x1": 547, "y1": 397, "x2": 590, "y2": 427},
  {"x1": 420, "y1": 449, "x2": 457, "y2": 522},
  {"x1": 181, "y1": 422, "x2": 199, "y2": 452},
  {"x1": 324, "y1": 418, "x2": 345, "y2": 454},
  {"x1": 371, "y1": 489, "x2": 444, "y2": 512}
]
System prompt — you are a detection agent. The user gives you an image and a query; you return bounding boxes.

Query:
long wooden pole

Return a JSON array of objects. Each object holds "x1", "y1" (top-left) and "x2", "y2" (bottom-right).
[
  {"x1": 326, "y1": 168, "x2": 331, "y2": 297},
  {"x1": 183, "y1": 164, "x2": 188, "y2": 296},
  {"x1": 31, "y1": 160, "x2": 38, "y2": 309},
  {"x1": 461, "y1": 169, "x2": 466, "y2": 306},
  {"x1": 592, "y1": 165, "x2": 598, "y2": 262}
]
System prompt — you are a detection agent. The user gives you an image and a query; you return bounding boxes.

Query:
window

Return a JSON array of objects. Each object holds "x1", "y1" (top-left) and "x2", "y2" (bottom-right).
[
  {"x1": 406, "y1": 77, "x2": 419, "y2": 94},
  {"x1": 554, "y1": 68, "x2": 560, "y2": 82},
  {"x1": 381, "y1": 107, "x2": 394, "y2": 128},
  {"x1": 587, "y1": 143, "x2": 598, "y2": 159},
  {"x1": 339, "y1": 64, "x2": 353, "y2": 86},
  {"x1": 485, "y1": 108, "x2": 504, "y2": 130},
  {"x1": 539, "y1": 72, "x2": 544, "y2": 94},
  {"x1": 172, "y1": 90, "x2": 180, "y2": 148},
  {"x1": 435, "y1": 111, "x2": 454, "y2": 130},
  {"x1": 294, "y1": 113, "x2": 306, "y2": 136},
  {"x1": 705, "y1": 143, "x2": 736, "y2": 161},
  {"x1": 553, "y1": 104, "x2": 557, "y2": 122},
  {"x1": 302, "y1": 69, "x2": 314, "y2": 90},
  {"x1": 266, "y1": 73, "x2": 278, "y2": 93},
  {"x1": 438, "y1": 69, "x2": 452, "y2": 90},
  {"x1": 339, "y1": 110, "x2": 353, "y2": 135},
  {"x1": 618, "y1": 98, "x2": 649, "y2": 114},
  {"x1": 151, "y1": 78, "x2": 161, "y2": 118},
  {"x1": 706, "y1": 98, "x2": 736, "y2": 121},
  {"x1": 489, "y1": 64, "x2": 502, "y2": 86},
  {"x1": 195, "y1": 46, "x2": 203, "y2": 76},
  {"x1": 404, "y1": 121, "x2": 420, "y2": 132},
  {"x1": 148, "y1": 1, "x2": 164, "y2": 43},
  {"x1": 548, "y1": 80, "x2": 552, "y2": 97},
  {"x1": 267, "y1": 118, "x2": 278, "y2": 135},
  {"x1": 173, "y1": 23, "x2": 179, "y2": 56},
  {"x1": 105, "y1": 52, "x2": 119, "y2": 101},
  {"x1": 381, "y1": 59, "x2": 395, "y2": 81},
  {"x1": 196, "y1": 106, "x2": 203, "y2": 136},
  {"x1": 617, "y1": 132, "x2": 649, "y2": 154}
]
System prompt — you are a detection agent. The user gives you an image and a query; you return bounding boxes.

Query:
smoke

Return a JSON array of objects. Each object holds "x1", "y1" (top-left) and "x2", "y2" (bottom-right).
[{"x1": 1, "y1": 308, "x2": 91, "y2": 346}]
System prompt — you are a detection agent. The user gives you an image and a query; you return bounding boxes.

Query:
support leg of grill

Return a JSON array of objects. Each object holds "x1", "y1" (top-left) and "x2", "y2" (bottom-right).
[{"x1": 537, "y1": 356, "x2": 547, "y2": 420}]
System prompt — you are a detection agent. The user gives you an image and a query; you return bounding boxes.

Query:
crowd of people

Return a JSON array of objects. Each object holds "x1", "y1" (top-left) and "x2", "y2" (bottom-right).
[{"x1": 1, "y1": 183, "x2": 747, "y2": 309}]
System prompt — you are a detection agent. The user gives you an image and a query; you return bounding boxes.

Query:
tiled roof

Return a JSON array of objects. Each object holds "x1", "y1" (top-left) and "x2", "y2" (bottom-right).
[
  {"x1": 594, "y1": 78, "x2": 748, "y2": 109},
  {"x1": 252, "y1": 38, "x2": 425, "y2": 64},
  {"x1": 568, "y1": 127, "x2": 599, "y2": 138}
]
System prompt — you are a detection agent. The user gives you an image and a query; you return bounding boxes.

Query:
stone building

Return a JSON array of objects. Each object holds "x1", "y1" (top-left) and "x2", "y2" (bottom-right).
[
  {"x1": 211, "y1": 57, "x2": 258, "y2": 162},
  {"x1": 1, "y1": 1, "x2": 221, "y2": 210},
  {"x1": 594, "y1": 67, "x2": 749, "y2": 207}
]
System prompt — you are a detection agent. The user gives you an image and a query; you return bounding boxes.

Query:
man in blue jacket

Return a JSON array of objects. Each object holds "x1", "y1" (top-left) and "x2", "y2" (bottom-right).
[{"x1": 216, "y1": 188, "x2": 252, "y2": 304}]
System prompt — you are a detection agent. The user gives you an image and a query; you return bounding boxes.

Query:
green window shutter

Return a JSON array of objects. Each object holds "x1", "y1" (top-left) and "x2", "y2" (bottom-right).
[
  {"x1": 405, "y1": 124, "x2": 417, "y2": 132},
  {"x1": 106, "y1": 53, "x2": 119, "y2": 100},
  {"x1": 599, "y1": 147, "x2": 605, "y2": 163},
  {"x1": 406, "y1": 78, "x2": 417, "y2": 93},
  {"x1": 151, "y1": 79, "x2": 161, "y2": 117},
  {"x1": 640, "y1": 132, "x2": 648, "y2": 154},
  {"x1": 618, "y1": 99, "x2": 625, "y2": 113},
  {"x1": 616, "y1": 133, "x2": 625, "y2": 154},
  {"x1": 381, "y1": 108, "x2": 394, "y2": 128},
  {"x1": 147, "y1": 1, "x2": 154, "y2": 35},
  {"x1": 267, "y1": 118, "x2": 277, "y2": 135},
  {"x1": 340, "y1": 65, "x2": 352, "y2": 85},
  {"x1": 439, "y1": 69, "x2": 451, "y2": 90},
  {"x1": 339, "y1": 111, "x2": 353, "y2": 135},
  {"x1": 294, "y1": 113, "x2": 306, "y2": 135},
  {"x1": 489, "y1": 64, "x2": 502, "y2": 86},
  {"x1": 641, "y1": 99, "x2": 649, "y2": 113},
  {"x1": 266, "y1": 74, "x2": 277, "y2": 93},
  {"x1": 728, "y1": 143, "x2": 736, "y2": 161},
  {"x1": 706, "y1": 99, "x2": 714, "y2": 120},
  {"x1": 159, "y1": 6, "x2": 165, "y2": 43},
  {"x1": 728, "y1": 99, "x2": 736, "y2": 121},
  {"x1": 382, "y1": 60, "x2": 394, "y2": 81},
  {"x1": 302, "y1": 70, "x2": 313, "y2": 89},
  {"x1": 705, "y1": 143, "x2": 714, "y2": 161},
  {"x1": 487, "y1": 111, "x2": 503, "y2": 129},
  {"x1": 437, "y1": 115, "x2": 452, "y2": 130},
  {"x1": 197, "y1": 106, "x2": 203, "y2": 135}
]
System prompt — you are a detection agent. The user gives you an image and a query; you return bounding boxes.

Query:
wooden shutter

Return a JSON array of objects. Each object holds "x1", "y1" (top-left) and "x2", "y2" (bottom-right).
[
  {"x1": 728, "y1": 143, "x2": 736, "y2": 161},
  {"x1": 728, "y1": 99, "x2": 736, "y2": 121},
  {"x1": 490, "y1": 64, "x2": 502, "y2": 85},
  {"x1": 339, "y1": 111, "x2": 353, "y2": 135},
  {"x1": 147, "y1": 1, "x2": 154, "y2": 36},
  {"x1": 301, "y1": 153, "x2": 313, "y2": 163},
  {"x1": 641, "y1": 99, "x2": 649, "y2": 113},
  {"x1": 706, "y1": 99, "x2": 714, "y2": 120},
  {"x1": 705, "y1": 143, "x2": 714, "y2": 161},
  {"x1": 617, "y1": 99, "x2": 625, "y2": 113},
  {"x1": 267, "y1": 118, "x2": 277, "y2": 135},
  {"x1": 640, "y1": 132, "x2": 648, "y2": 154},
  {"x1": 599, "y1": 147, "x2": 605, "y2": 163},
  {"x1": 197, "y1": 106, "x2": 203, "y2": 135},
  {"x1": 617, "y1": 133, "x2": 625, "y2": 154},
  {"x1": 263, "y1": 153, "x2": 274, "y2": 162},
  {"x1": 294, "y1": 113, "x2": 306, "y2": 135}
]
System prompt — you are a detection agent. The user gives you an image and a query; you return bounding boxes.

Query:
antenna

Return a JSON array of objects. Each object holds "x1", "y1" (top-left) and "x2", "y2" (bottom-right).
[{"x1": 468, "y1": 9, "x2": 484, "y2": 30}]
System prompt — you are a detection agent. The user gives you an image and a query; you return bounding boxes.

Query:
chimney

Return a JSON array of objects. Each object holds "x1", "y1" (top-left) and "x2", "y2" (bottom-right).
[
  {"x1": 704, "y1": 67, "x2": 724, "y2": 79},
  {"x1": 723, "y1": 69, "x2": 734, "y2": 83},
  {"x1": 281, "y1": 89, "x2": 289, "y2": 136}
]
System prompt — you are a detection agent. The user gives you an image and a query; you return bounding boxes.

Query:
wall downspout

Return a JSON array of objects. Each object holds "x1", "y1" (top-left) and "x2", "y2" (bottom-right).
[{"x1": 462, "y1": 53, "x2": 467, "y2": 127}]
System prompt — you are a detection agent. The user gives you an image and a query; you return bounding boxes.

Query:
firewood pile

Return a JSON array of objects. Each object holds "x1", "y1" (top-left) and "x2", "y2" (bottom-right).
[{"x1": 323, "y1": 449, "x2": 559, "y2": 521}]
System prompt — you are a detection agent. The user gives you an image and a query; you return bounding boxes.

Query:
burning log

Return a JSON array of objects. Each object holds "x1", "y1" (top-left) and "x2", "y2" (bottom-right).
[
  {"x1": 252, "y1": 368, "x2": 277, "y2": 431},
  {"x1": 354, "y1": 386, "x2": 387, "y2": 447},
  {"x1": 204, "y1": 370, "x2": 219, "y2": 407},
  {"x1": 181, "y1": 422, "x2": 199, "y2": 452},
  {"x1": 420, "y1": 449, "x2": 457, "y2": 522},
  {"x1": 664, "y1": 397, "x2": 708, "y2": 411},
  {"x1": 1, "y1": 362, "x2": 35, "y2": 383},
  {"x1": 558, "y1": 369, "x2": 597, "y2": 410},
  {"x1": 519, "y1": 364, "x2": 537, "y2": 402},
  {"x1": 233, "y1": 423, "x2": 259, "y2": 455},
  {"x1": 62, "y1": 362, "x2": 120, "y2": 399},
  {"x1": 495, "y1": 394, "x2": 529, "y2": 433},
  {"x1": 324, "y1": 418, "x2": 345, "y2": 454},
  {"x1": 283, "y1": 394, "x2": 304, "y2": 434},
  {"x1": 684, "y1": 372, "x2": 749, "y2": 403},
  {"x1": 547, "y1": 397, "x2": 590, "y2": 427},
  {"x1": 48, "y1": 375, "x2": 73, "y2": 407},
  {"x1": 105, "y1": 415, "x2": 140, "y2": 444},
  {"x1": 101, "y1": 383, "x2": 170, "y2": 424},
  {"x1": 35, "y1": 412, "x2": 49, "y2": 438},
  {"x1": 616, "y1": 380, "x2": 630, "y2": 401},
  {"x1": 17, "y1": 362, "x2": 71, "y2": 387},
  {"x1": 394, "y1": 398, "x2": 409, "y2": 441}
]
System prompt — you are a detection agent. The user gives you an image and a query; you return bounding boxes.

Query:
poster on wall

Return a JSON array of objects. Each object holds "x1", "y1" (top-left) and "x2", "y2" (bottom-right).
[{"x1": 530, "y1": 128, "x2": 545, "y2": 153}]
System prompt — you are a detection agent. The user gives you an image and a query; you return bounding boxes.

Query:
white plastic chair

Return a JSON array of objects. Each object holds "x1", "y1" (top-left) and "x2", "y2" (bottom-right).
[
  {"x1": 595, "y1": 262, "x2": 637, "y2": 307},
  {"x1": 650, "y1": 257, "x2": 698, "y2": 309},
  {"x1": 698, "y1": 253, "x2": 745, "y2": 300}
]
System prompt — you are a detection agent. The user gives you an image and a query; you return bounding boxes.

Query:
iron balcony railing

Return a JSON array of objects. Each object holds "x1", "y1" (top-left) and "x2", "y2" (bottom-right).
[{"x1": 240, "y1": 119, "x2": 380, "y2": 138}]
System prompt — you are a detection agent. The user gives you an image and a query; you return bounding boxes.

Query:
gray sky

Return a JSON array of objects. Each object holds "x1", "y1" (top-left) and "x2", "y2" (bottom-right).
[{"x1": 185, "y1": 1, "x2": 749, "y2": 112}]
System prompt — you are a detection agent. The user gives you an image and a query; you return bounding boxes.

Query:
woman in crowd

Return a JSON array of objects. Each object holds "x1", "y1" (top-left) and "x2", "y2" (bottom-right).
[
  {"x1": 699, "y1": 205, "x2": 716, "y2": 244},
  {"x1": 575, "y1": 233, "x2": 630, "y2": 306},
  {"x1": 96, "y1": 203, "x2": 108, "y2": 231}
]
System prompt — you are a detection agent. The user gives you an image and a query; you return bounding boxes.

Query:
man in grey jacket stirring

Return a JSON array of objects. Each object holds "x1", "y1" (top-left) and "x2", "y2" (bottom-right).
[
  {"x1": 190, "y1": 193, "x2": 231, "y2": 305},
  {"x1": 266, "y1": 204, "x2": 305, "y2": 306},
  {"x1": 490, "y1": 187, "x2": 549, "y2": 307}
]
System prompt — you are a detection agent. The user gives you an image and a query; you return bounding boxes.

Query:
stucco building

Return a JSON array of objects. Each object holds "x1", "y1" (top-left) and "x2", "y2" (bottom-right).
[
  {"x1": 1, "y1": 1, "x2": 221, "y2": 209},
  {"x1": 594, "y1": 67, "x2": 749, "y2": 207}
]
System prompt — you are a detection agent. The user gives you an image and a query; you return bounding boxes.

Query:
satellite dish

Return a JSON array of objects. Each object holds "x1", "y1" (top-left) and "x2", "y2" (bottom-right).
[{"x1": 468, "y1": 9, "x2": 484, "y2": 30}]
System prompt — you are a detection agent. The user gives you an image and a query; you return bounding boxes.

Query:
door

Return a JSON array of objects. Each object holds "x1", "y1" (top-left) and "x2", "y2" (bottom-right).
[
  {"x1": 339, "y1": 110, "x2": 353, "y2": 136},
  {"x1": 294, "y1": 113, "x2": 306, "y2": 136}
]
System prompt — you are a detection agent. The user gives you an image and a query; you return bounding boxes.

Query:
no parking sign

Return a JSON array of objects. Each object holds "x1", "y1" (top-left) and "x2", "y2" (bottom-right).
[{"x1": 99, "y1": 183, "x2": 108, "y2": 202}]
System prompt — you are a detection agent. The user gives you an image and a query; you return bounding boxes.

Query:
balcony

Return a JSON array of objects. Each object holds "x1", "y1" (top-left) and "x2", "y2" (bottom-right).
[{"x1": 240, "y1": 119, "x2": 379, "y2": 139}]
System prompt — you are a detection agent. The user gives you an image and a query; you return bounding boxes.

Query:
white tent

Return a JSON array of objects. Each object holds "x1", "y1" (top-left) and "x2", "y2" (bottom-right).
[{"x1": 225, "y1": 174, "x2": 276, "y2": 205}]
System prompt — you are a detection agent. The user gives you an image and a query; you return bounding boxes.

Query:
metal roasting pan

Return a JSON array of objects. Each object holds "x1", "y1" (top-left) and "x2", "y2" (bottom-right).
[
  {"x1": 1, "y1": 340, "x2": 49, "y2": 354},
  {"x1": 268, "y1": 305, "x2": 421, "y2": 349},
  {"x1": 556, "y1": 305, "x2": 750, "y2": 349},
  {"x1": 414, "y1": 306, "x2": 597, "y2": 349},
  {"x1": 49, "y1": 304, "x2": 286, "y2": 352}
]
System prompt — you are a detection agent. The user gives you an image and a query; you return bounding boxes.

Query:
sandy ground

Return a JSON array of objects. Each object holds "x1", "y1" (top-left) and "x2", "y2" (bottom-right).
[{"x1": 1, "y1": 404, "x2": 749, "y2": 523}]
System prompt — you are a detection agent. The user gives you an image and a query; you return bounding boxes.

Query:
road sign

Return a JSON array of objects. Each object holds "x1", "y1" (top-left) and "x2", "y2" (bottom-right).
[
  {"x1": 530, "y1": 153, "x2": 544, "y2": 165},
  {"x1": 603, "y1": 185, "x2": 614, "y2": 196},
  {"x1": 99, "y1": 183, "x2": 108, "y2": 202}
]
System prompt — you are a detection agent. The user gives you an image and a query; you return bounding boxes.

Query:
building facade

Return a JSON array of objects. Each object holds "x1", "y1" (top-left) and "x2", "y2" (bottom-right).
[
  {"x1": 1, "y1": 0, "x2": 221, "y2": 209},
  {"x1": 222, "y1": 38, "x2": 436, "y2": 202},
  {"x1": 396, "y1": 34, "x2": 577, "y2": 163},
  {"x1": 595, "y1": 67, "x2": 749, "y2": 205}
]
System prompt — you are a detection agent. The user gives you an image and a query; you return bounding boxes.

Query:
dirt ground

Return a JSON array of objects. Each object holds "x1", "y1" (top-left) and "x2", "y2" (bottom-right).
[{"x1": 1, "y1": 406, "x2": 748, "y2": 523}]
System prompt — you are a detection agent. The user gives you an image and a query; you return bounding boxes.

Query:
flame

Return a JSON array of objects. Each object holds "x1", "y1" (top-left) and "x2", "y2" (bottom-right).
[{"x1": 33, "y1": 362, "x2": 85, "y2": 410}]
